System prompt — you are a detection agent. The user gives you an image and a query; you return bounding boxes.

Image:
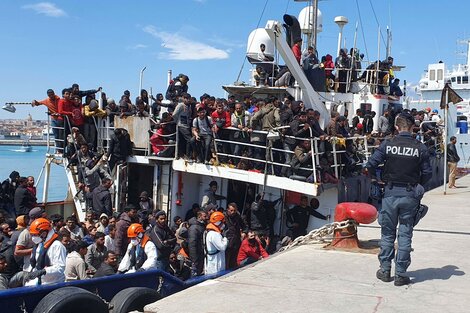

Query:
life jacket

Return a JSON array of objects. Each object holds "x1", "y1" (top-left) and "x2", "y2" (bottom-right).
[
  {"x1": 30, "y1": 233, "x2": 59, "y2": 270},
  {"x1": 129, "y1": 235, "x2": 150, "y2": 270},
  {"x1": 203, "y1": 223, "x2": 222, "y2": 256},
  {"x1": 179, "y1": 247, "x2": 189, "y2": 259}
]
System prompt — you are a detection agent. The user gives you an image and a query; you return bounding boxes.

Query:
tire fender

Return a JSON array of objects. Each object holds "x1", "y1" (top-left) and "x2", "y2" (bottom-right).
[
  {"x1": 33, "y1": 286, "x2": 108, "y2": 313},
  {"x1": 109, "y1": 287, "x2": 162, "y2": 313}
]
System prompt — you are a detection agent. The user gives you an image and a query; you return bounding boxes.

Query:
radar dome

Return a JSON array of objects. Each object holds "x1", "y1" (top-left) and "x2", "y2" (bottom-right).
[
  {"x1": 298, "y1": 6, "x2": 322, "y2": 34},
  {"x1": 246, "y1": 28, "x2": 274, "y2": 60}
]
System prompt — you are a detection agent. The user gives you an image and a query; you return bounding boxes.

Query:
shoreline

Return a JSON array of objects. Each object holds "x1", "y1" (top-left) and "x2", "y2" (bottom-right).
[{"x1": 0, "y1": 140, "x2": 52, "y2": 146}]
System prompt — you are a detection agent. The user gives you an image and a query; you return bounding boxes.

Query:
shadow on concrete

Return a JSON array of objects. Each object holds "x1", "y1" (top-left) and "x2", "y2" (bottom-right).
[{"x1": 408, "y1": 265, "x2": 465, "y2": 283}]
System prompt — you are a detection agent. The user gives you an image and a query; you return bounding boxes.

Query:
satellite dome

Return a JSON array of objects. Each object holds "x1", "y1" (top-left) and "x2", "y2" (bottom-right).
[{"x1": 298, "y1": 6, "x2": 322, "y2": 34}]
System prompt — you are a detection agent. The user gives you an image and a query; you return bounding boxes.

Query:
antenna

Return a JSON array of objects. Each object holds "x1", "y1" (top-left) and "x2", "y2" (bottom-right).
[
  {"x1": 456, "y1": 39, "x2": 470, "y2": 66},
  {"x1": 334, "y1": 16, "x2": 348, "y2": 56}
]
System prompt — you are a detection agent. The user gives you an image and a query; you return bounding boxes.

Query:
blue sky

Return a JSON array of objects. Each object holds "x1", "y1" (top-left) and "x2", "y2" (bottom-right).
[{"x1": 1, "y1": 0, "x2": 469, "y2": 120}]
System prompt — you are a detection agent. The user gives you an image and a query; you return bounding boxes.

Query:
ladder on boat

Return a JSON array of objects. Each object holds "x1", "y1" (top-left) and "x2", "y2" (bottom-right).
[{"x1": 62, "y1": 157, "x2": 87, "y2": 221}]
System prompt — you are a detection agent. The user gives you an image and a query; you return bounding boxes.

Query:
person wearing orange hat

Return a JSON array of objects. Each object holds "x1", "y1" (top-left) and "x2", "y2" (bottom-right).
[
  {"x1": 22, "y1": 218, "x2": 66, "y2": 286},
  {"x1": 118, "y1": 223, "x2": 157, "y2": 273},
  {"x1": 204, "y1": 211, "x2": 228, "y2": 275}
]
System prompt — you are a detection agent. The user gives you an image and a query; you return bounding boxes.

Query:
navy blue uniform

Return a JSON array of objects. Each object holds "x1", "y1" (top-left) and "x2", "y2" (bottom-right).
[{"x1": 366, "y1": 132, "x2": 431, "y2": 276}]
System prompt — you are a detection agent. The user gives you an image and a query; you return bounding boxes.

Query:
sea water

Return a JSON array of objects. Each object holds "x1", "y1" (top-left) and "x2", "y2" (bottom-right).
[{"x1": 0, "y1": 145, "x2": 67, "y2": 201}]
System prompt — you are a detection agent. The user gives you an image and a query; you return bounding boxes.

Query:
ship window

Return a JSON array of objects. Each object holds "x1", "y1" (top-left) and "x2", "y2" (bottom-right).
[
  {"x1": 463, "y1": 76, "x2": 469, "y2": 84},
  {"x1": 437, "y1": 69, "x2": 443, "y2": 80},
  {"x1": 429, "y1": 70, "x2": 436, "y2": 81},
  {"x1": 457, "y1": 77, "x2": 461, "y2": 84},
  {"x1": 451, "y1": 77, "x2": 456, "y2": 82}
]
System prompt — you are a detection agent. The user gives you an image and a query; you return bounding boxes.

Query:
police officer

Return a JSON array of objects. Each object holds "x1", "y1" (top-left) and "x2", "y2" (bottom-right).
[{"x1": 366, "y1": 112, "x2": 432, "y2": 286}]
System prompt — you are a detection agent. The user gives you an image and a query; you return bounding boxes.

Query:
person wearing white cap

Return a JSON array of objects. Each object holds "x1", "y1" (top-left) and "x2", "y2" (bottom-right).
[{"x1": 96, "y1": 213, "x2": 109, "y2": 233}]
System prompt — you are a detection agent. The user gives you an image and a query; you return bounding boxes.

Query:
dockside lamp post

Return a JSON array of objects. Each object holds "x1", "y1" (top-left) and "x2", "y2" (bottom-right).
[{"x1": 2, "y1": 102, "x2": 31, "y2": 113}]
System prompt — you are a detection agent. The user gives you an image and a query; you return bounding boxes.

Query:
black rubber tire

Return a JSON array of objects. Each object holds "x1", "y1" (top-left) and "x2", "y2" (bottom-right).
[
  {"x1": 109, "y1": 287, "x2": 162, "y2": 313},
  {"x1": 33, "y1": 286, "x2": 108, "y2": 313}
]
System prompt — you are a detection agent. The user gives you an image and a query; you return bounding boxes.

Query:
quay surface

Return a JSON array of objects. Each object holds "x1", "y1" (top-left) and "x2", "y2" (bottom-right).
[{"x1": 145, "y1": 175, "x2": 470, "y2": 313}]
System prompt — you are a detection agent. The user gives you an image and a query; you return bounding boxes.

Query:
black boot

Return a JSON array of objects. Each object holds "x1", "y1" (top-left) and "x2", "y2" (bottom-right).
[
  {"x1": 394, "y1": 275, "x2": 411, "y2": 286},
  {"x1": 376, "y1": 269, "x2": 392, "y2": 282}
]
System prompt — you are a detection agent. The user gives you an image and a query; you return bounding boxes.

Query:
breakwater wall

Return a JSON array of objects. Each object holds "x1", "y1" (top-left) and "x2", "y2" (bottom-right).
[{"x1": 0, "y1": 140, "x2": 52, "y2": 146}]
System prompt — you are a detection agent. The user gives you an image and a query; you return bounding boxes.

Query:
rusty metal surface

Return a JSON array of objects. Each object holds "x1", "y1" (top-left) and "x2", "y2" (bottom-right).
[{"x1": 115, "y1": 116, "x2": 151, "y2": 149}]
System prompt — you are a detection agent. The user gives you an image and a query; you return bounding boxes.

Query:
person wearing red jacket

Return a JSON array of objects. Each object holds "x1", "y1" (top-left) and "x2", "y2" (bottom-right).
[
  {"x1": 150, "y1": 128, "x2": 166, "y2": 155},
  {"x1": 57, "y1": 89, "x2": 76, "y2": 151},
  {"x1": 59, "y1": 92, "x2": 85, "y2": 128},
  {"x1": 237, "y1": 230, "x2": 269, "y2": 267},
  {"x1": 322, "y1": 54, "x2": 335, "y2": 91},
  {"x1": 292, "y1": 38, "x2": 302, "y2": 64},
  {"x1": 211, "y1": 103, "x2": 231, "y2": 162}
]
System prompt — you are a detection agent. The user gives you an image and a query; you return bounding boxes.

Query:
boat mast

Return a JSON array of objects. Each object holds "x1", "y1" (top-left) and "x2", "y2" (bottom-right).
[
  {"x1": 311, "y1": 0, "x2": 318, "y2": 50},
  {"x1": 386, "y1": 27, "x2": 392, "y2": 59},
  {"x1": 467, "y1": 40, "x2": 470, "y2": 67}
]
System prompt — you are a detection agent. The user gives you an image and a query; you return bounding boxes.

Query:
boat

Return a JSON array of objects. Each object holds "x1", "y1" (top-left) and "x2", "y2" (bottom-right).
[
  {"x1": 0, "y1": 1, "x2": 448, "y2": 312},
  {"x1": 19, "y1": 139, "x2": 32, "y2": 152},
  {"x1": 408, "y1": 39, "x2": 470, "y2": 168}
]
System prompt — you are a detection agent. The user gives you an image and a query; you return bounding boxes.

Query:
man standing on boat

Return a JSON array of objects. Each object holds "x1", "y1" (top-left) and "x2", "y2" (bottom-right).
[
  {"x1": 118, "y1": 223, "x2": 157, "y2": 273},
  {"x1": 32, "y1": 89, "x2": 62, "y2": 151},
  {"x1": 70, "y1": 83, "x2": 102, "y2": 101},
  {"x1": 149, "y1": 211, "x2": 176, "y2": 272},
  {"x1": 172, "y1": 93, "x2": 193, "y2": 159},
  {"x1": 25, "y1": 218, "x2": 66, "y2": 286},
  {"x1": 447, "y1": 136, "x2": 460, "y2": 188},
  {"x1": 188, "y1": 210, "x2": 207, "y2": 276},
  {"x1": 224, "y1": 203, "x2": 247, "y2": 270},
  {"x1": 286, "y1": 195, "x2": 328, "y2": 239},
  {"x1": 366, "y1": 112, "x2": 431, "y2": 286},
  {"x1": 0, "y1": 171, "x2": 20, "y2": 217},
  {"x1": 201, "y1": 181, "x2": 225, "y2": 210},
  {"x1": 204, "y1": 212, "x2": 228, "y2": 275},
  {"x1": 14, "y1": 177, "x2": 36, "y2": 217}
]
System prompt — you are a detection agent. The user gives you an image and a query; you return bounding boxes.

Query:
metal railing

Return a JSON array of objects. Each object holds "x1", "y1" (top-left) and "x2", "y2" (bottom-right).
[{"x1": 211, "y1": 125, "x2": 371, "y2": 184}]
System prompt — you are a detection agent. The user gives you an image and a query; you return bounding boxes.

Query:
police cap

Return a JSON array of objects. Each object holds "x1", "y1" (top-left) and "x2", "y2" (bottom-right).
[{"x1": 398, "y1": 112, "x2": 415, "y2": 125}]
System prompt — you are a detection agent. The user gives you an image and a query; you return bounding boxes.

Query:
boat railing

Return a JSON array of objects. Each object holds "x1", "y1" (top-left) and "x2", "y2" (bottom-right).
[
  {"x1": 150, "y1": 119, "x2": 178, "y2": 160},
  {"x1": 418, "y1": 120, "x2": 444, "y2": 153},
  {"x1": 91, "y1": 114, "x2": 372, "y2": 184},
  {"x1": 210, "y1": 124, "x2": 371, "y2": 184},
  {"x1": 45, "y1": 114, "x2": 66, "y2": 155},
  {"x1": 94, "y1": 115, "x2": 179, "y2": 160}
]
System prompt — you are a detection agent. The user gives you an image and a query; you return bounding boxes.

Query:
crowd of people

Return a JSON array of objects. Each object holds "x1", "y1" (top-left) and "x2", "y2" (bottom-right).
[
  {"x1": 0, "y1": 169, "x2": 332, "y2": 290},
  {"x1": 251, "y1": 38, "x2": 400, "y2": 97},
  {"x1": 0, "y1": 57, "x2": 445, "y2": 290}
]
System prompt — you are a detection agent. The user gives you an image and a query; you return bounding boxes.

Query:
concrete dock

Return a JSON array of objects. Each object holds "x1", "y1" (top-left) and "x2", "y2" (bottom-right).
[{"x1": 145, "y1": 175, "x2": 470, "y2": 313}]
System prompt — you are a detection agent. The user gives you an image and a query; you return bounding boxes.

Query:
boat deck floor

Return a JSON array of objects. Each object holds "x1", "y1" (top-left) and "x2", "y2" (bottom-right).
[{"x1": 145, "y1": 175, "x2": 470, "y2": 313}]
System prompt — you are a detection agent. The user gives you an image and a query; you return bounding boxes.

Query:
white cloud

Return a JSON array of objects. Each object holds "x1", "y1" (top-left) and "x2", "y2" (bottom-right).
[
  {"x1": 143, "y1": 25, "x2": 229, "y2": 60},
  {"x1": 208, "y1": 36, "x2": 245, "y2": 49},
  {"x1": 22, "y1": 2, "x2": 67, "y2": 17},
  {"x1": 128, "y1": 44, "x2": 148, "y2": 50}
]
